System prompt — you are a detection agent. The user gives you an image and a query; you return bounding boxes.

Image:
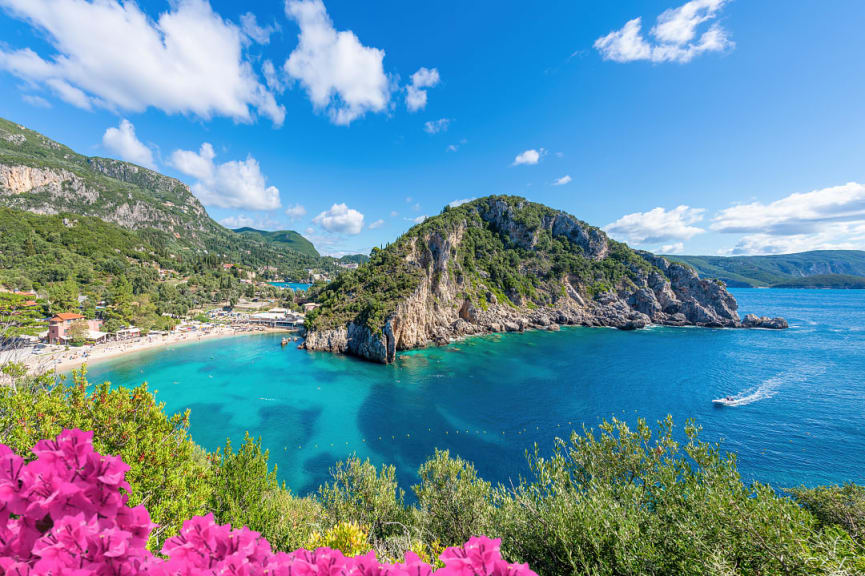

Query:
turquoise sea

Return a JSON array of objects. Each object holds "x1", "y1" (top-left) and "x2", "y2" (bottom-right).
[
  {"x1": 82, "y1": 289, "x2": 865, "y2": 494},
  {"x1": 269, "y1": 282, "x2": 311, "y2": 291}
]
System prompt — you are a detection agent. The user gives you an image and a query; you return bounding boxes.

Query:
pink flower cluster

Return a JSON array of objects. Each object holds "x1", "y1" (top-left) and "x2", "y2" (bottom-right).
[{"x1": 0, "y1": 429, "x2": 536, "y2": 576}]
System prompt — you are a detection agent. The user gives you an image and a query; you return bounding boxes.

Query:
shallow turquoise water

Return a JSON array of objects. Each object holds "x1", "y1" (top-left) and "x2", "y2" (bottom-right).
[
  {"x1": 82, "y1": 289, "x2": 865, "y2": 493},
  {"x1": 269, "y1": 282, "x2": 311, "y2": 291}
]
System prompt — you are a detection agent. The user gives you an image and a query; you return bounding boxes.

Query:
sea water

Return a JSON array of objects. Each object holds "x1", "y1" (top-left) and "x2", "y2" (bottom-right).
[{"x1": 83, "y1": 289, "x2": 865, "y2": 494}]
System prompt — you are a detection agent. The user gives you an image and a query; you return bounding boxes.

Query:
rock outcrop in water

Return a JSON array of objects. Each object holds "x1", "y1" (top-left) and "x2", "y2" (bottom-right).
[{"x1": 302, "y1": 196, "x2": 786, "y2": 363}]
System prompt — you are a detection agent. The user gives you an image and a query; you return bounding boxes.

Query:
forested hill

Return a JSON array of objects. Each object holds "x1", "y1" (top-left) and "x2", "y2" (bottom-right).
[
  {"x1": 666, "y1": 251, "x2": 865, "y2": 287},
  {"x1": 233, "y1": 227, "x2": 320, "y2": 258},
  {"x1": 0, "y1": 117, "x2": 335, "y2": 333},
  {"x1": 303, "y1": 196, "x2": 769, "y2": 364},
  {"x1": 0, "y1": 117, "x2": 329, "y2": 274}
]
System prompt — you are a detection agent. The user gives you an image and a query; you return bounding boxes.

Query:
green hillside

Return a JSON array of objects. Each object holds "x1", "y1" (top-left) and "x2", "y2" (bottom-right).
[
  {"x1": 233, "y1": 227, "x2": 320, "y2": 257},
  {"x1": 667, "y1": 251, "x2": 865, "y2": 287},
  {"x1": 306, "y1": 195, "x2": 657, "y2": 334},
  {"x1": 0, "y1": 117, "x2": 340, "y2": 333}
]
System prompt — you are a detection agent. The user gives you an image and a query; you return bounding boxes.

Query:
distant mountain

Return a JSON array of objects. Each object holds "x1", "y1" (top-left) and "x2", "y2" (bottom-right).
[
  {"x1": 233, "y1": 227, "x2": 319, "y2": 258},
  {"x1": 0, "y1": 117, "x2": 327, "y2": 276},
  {"x1": 666, "y1": 251, "x2": 865, "y2": 288},
  {"x1": 338, "y1": 254, "x2": 370, "y2": 265},
  {"x1": 302, "y1": 196, "x2": 783, "y2": 364}
]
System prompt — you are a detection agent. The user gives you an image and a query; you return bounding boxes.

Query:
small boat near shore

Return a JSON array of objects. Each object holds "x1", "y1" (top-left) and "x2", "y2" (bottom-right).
[
  {"x1": 281, "y1": 337, "x2": 289, "y2": 346},
  {"x1": 712, "y1": 396, "x2": 735, "y2": 406}
]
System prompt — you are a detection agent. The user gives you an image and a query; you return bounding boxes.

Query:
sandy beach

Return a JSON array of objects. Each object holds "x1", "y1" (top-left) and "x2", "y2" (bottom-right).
[{"x1": 4, "y1": 325, "x2": 295, "y2": 375}]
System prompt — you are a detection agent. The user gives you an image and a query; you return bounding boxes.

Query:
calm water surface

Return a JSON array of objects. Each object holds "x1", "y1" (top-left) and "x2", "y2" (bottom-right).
[
  {"x1": 269, "y1": 282, "x2": 311, "y2": 291},
  {"x1": 83, "y1": 289, "x2": 865, "y2": 494}
]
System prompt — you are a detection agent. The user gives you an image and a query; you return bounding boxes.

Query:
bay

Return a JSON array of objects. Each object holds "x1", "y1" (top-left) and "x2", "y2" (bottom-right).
[{"x1": 82, "y1": 289, "x2": 865, "y2": 494}]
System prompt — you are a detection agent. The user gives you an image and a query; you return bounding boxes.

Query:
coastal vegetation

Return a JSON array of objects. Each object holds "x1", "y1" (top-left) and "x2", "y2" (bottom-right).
[
  {"x1": 1, "y1": 367, "x2": 863, "y2": 574},
  {"x1": 232, "y1": 226, "x2": 321, "y2": 258},
  {"x1": 305, "y1": 196, "x2": 655, "y2": 335},
  {"x1": 668, "y1": 250, "x2": 865, "y2": 288}
]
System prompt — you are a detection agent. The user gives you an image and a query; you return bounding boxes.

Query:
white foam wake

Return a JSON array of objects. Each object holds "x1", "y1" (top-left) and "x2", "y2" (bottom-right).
[{"x1": 713, "y1": 365, "x2": 824, "y2": 407}]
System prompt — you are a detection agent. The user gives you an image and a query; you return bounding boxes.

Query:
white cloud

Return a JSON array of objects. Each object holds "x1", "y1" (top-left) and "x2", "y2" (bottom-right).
[
  {"x1": 240, "y1": 12, "x2": 275, "y2": 44},
  {"x1": 220, "y1": 214, "x2": 255, "y2": 228},
  {"x1": 169, "y1": 143, "x2": 281, "y2": 210},
  {"x1": 605, "y1": 205, "x2": 705, "y2": 245},
  {"x1": 711, "y1": 182, "x2": 865, "y2": 255},
  {"x1": 262, "y1": 60, "x2": 285, "y2": 94},
  {"x1": 660, "y1": 242, "x2": 684, "y2": 254},
  {"x1": 368, "y1": 219, "x2": 385, "y2": 230},
  {"x1": 21, "y1": 93, "x2": 51, "y2": 108},
  {"x1": 285, "y1": 203, "x2": 307, "y2": 221},
  {"x1": 0, "y1": 0, "x2": 284, "y2": 125},
  {"x1": 724, "y1": 227, "x2": 865, "y2": 256},
  {"x1": 552, "y1": 175, "x2": 572, "y2": 186},
  {"x1": 448, "y1": 198, "x2": 475, "y2": 208},
  {"x1": 406, "y1": 67, "x2": 440, "y2": 112},
  {"x1": 446, "y1": 138, "x2": 467, "y2": 153},
  {"x1": 410, "y1": 215, "x2": 427, "y2": 224},
  {"x1": 389, "y1": 210, "x2": 399, "y2": 217},
  {"x1": 102, "y1": 119, "x2": 155, "y2": 169},
  {"x1": 711, "y1": 182, "x2": 865, "y2": 235},
  {"x1": 513, "y1": 148, "x2": 544, "y2": 166},
  {"x1": 595, "y1": 0, "x2": 732, "y2": 64},
  {"x1": 313, "y1": 203, "x2": 364, "y2": 234},
  {"x1": 424, "y1": 118, "x2": 450, "y2": 134},
  {"x1": 284, "y1": 0, "x2": 390, "y2": 125}
]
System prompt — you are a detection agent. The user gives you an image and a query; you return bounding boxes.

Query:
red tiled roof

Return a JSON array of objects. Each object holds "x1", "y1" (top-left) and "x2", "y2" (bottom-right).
[{"x1": 51, "y1": 313, "x2": 85, "y2": 322}]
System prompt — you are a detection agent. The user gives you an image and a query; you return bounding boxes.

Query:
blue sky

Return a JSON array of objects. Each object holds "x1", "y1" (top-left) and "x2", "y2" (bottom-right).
[{"x1": 1, "y1": 0, "x2": 864, "y2": 256}]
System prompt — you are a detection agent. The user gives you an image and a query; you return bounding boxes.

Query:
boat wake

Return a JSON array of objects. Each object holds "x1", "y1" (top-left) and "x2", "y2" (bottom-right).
[{"x1": 713, "y1": 366, "x2": 824, "y2": 407}]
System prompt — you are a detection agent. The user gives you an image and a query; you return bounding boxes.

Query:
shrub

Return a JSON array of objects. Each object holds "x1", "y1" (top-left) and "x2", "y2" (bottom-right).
[
  {"x1": 318, "y1": 455, "x2": 408, "y2": 542},
  {"x1": 413, "y1": 448, "x2": 494, "y2": 546},
  {"x1": 305, "y1": 521, "x2": 371, "y2": 557},
  {"x1": 492, "y1": 417, "x2": 862, "y2": 576},
  {"x1": 791, "y1": 484, "x2": 865, "y2": 546}
]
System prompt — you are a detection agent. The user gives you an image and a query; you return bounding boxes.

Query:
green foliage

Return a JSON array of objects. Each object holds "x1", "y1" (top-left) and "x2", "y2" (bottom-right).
[
  {"x1": 790, "y1": 484, "x2": 865, "y2": 546},
  {"x1": 233, "y1": 227, "x2": 321, "y2": 258},
  {"x1": 492, "y1": 417, "x2": 862, "y2": 576},
  {"x1": 0, "y1": 292, "x2": 45, "y2": 337},
  {"x1": 208, "y1": 432, "x2": 320, "y2": 552},
  {"x1": 413, "y1": 449, "x2": 493, "y2": 546},
  {"x1": 667, "y1": 250, "x2": 865, "y2": 288},
  {"x1": 0, "y1": 369, "x2": 212, "y2": 549},
  {"x1": 318, "y1": 456, "x2": 408, "y2": 542}
]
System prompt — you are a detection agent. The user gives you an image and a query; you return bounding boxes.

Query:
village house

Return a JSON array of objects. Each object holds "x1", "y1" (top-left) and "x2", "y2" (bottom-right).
[{"x1": 47, "y1": 313, "x2": 105, "y2": 345}]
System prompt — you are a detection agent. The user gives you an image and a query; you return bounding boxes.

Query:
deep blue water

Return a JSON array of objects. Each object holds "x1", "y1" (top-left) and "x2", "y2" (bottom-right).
[
  {"x1": 82, "y1": 289, "x2": 865, "y2": 494},
  {"x1": 269, "y1": 282, "x2": 311, "y2": 291}
]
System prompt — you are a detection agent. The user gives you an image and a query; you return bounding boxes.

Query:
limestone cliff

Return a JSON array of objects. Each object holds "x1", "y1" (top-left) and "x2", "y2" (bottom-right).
[{"x1": 303, "y1": 196, "x2": 786, "y2": 363}]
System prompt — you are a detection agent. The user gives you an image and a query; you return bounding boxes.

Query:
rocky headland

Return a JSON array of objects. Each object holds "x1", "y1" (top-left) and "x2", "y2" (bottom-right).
[{"x1": 302, "y1": 196, "x2": 786, "y2": 363}]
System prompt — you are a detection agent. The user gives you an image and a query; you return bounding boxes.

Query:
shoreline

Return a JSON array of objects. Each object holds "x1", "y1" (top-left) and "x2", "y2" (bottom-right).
[{"x1": 11, "y1": 326, "x2": 295, "y2": 375}]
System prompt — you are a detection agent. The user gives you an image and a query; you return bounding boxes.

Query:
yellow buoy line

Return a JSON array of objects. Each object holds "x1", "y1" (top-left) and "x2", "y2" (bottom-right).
[{"x1": 280, "y1": 420, "x2": 585, "y2": 452}]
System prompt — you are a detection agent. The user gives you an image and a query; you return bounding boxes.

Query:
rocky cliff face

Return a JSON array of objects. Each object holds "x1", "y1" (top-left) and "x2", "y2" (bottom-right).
[
  {"x1": 303, "y1": 197, "x2": 786, "y2": 363},
  {"x1": 0, "y1": 118, "x2": 218, "y2": 242}
]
